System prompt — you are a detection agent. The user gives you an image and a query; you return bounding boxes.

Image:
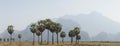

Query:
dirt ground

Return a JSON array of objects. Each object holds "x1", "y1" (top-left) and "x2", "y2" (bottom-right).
[{"x1": 0, "y1": 42, "x2": 120, "y2": 46}]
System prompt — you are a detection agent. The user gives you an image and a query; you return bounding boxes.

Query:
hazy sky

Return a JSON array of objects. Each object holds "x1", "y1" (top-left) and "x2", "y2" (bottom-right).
[{"x1": 0, "y1": 0, "x2": 120, "y2": 33}]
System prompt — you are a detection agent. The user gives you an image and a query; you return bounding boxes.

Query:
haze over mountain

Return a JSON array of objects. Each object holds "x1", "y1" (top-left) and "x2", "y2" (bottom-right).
[
  {"x1": 1, "y1": 12, "x2": 120, "y2": 41},
  {"x1": 61, "y1": 12, "x2": 120, "y2": 37}
]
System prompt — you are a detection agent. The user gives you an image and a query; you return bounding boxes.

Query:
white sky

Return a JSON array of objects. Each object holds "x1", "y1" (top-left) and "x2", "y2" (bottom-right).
[{"x1": 0, "y1": 0, "x2": 120, "y2": 33}]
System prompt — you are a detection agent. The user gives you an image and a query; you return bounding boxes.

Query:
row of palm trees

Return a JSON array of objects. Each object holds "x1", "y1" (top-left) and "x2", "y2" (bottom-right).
[{"x1": 6, "y1": 19, "x2": 81, "y2": 45}]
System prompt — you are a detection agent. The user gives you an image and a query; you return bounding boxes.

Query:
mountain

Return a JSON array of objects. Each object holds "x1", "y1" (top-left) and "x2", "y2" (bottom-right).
[
  {"x1": 92, "y1": 32, "x2": 120, "y2": 41},
  {"x1": 61, "y1": 12, "x2": 120, "y2": 37}
]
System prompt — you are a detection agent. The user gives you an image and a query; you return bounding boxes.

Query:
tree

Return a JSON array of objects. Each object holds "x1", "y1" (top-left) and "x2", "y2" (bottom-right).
[
  {"x1": 18, "y1": 34, "x2": 22, "y2": 43},
  {"x1": 49, "y1": 22, "x2": 56, "y2": 44},
  {"x1": 74, "y1": 27, "x2": 80, "y2": 44},
  {"x1": 37, "y1": 20, "x2": 46, "y2": 44},
  {"x1": 36, "y1": 30, "x2": 41, "y2": 44},
  {"x1": 55, "y1": 23, "x2": 62, "y2": 44},
  {"x1": 7, "y1": 38, "x2": 9, "y2": 42},
  {"x1": 45, "y1": 19, "x2": 52, "y2": 44},
  {"x1": 76, "y1": 35, "x2": 81, "y2": 44},
  {"x1": 60, "y1": 31, "x2": 66, "y2": 43},
  {"x1": 7, "y1": 25, "x2": 14, "y2": 44},
  {"x1": 30, "y1": 23, "x2": 37, "y2": 45},
  {"x1": 3, "y1": 38, "x2": 6, "y2": 42},
  {"x1": 0, "y1": 38, "x2": 2, "y2": 42},
  {"x1": 12, "y1": 38, "x2": 15, "y2": 42},
  {"x1": 69, "y1": 30, "x2": 76, "y2": 44}
]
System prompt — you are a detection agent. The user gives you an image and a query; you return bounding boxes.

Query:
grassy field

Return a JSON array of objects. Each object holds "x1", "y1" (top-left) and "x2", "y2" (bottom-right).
[{"x1": 0, "y1": 42, "x2": 120, "y2": 46}]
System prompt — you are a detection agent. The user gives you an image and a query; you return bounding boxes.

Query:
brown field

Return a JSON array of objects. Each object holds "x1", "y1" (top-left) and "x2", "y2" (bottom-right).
[{"x1": 0, "y1": 42, "x2": 120, "y2": 46}]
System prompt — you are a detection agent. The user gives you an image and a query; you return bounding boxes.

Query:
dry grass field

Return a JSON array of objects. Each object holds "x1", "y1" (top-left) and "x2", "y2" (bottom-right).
[{"x1": 0, "y1": 42, "x2": 120, "y2": 46}]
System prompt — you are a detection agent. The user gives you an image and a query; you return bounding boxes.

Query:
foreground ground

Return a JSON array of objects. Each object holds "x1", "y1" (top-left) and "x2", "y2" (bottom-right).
[{"x1": 0, "y1": 42, "x2": 120, "y2": 46}]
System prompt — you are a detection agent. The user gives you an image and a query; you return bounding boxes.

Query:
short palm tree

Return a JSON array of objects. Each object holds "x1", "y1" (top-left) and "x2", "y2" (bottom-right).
[
  {"x1": 7, "y1": 25, "x2": 14, "y2": 44},
  {"x1": 74, "y1": 27, "x2": 80, "y2": 44},
  {"x1": 12, "y1": 38, "x2": 15, "y2": 42},
  {"x1": 76, "y1": 35, "x2": 81, "y2": 44},
  {"x1": 55, "y1": 23, "x2": 62, "y2": 44},
  {"x1": 18, "y1": 34, "x2": 22, "y2": 43},
  {"x1": 37, "y1": 20, "x2": 46, "y2": 44},
  {"x1": 0, "y1": 38, "x2": 1, "y2": 42},
  {"x1": 69, "y1": 30, "x2": 76, "y2": 44},
  {"x1": 36, "y1": 30, "x2": 41, "y2": 44},
  {"x1": 60, "y1": 31, "x2": 66, "y2": 43},
  {"x1": 7, "y1": 38, "x2": 9, "y2": 42},
  {"x1": 3, "y1": 38, "x2": 6, "y2": 42},
  {"x1": 30, "y1": 23, "x2": 37, "y2": 45}
]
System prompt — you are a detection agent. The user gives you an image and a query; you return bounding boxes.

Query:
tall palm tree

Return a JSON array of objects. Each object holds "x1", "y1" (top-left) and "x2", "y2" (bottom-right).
[
  {"x1": 7, "y1": 25, "x2": 14, "y2": 44},
  {"x1": 49, "y1": 22, "x2": 56, "y2": 44},
  {"x1": 37, "y1": 20, "x2": 46, "y2": 44},
  {"x1": 76, "y1": 35, "x2": 81, "y2": 44},
  {"x1": 74, "y1": 27, "x2": 80, "y2": 44},
  {"x1": 55, "y1": 23, "x2": 62, "y2": 44},
  {"x1": 69, "y1": 30, "x2": 76, "y2": 44},
  {"x1": 36, "y1": 30, "x2": 41, "y2": 44},
  {"x1": 45, "y1": 19, "x2": 52, "y2": 44},
  {"x1": 60, "y1": 31, "x2": 66, "y2": 43},
  {"x1": 30, "y1": 23, "x2": 37, "y2": 45},
  {"x1": 18, "y1": 34, "x2": 22, "y2": 43}
]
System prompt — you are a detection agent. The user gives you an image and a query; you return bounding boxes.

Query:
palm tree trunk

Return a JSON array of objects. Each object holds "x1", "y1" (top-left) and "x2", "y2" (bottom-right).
[
  {"x1": 19, "y1": 38, "x2": 21, "y2": 43},
  {"x1": 62, "y1": 38, "x2": 64, "y2": 44},
  {"x1": 71, "y1": 37, "x2": 73, "y2": 44},
  {"x1": 78, "y1": 40, "x2": 79, "y2": 44},
  {"x1": 57, "y1": 33, "x2": 59, "y2": 44},
  {"x1": 76, "y1": 37, "x2": 77, "y2": 44},
  {"x1": 33, "y1": 33, "x2": 35, "y2": 46},
  {"x1": 52, "y1": 32, "x2": 54, "y2": 44},
  {"x1": 19, "y1": 38, "x2": 21, "y2": 46},
  {"x1": 47, "y1": 30, "x2": 49, "y2": 44},
  {"x1": 10, "y1": 34, "x2": 12, "y2": 44},
  {"x1": 41, "y1": 33, "x2": 42, "y2": 44},
  {"x1": 38, "y1": 36, "x2": 40, "y2": 44}
]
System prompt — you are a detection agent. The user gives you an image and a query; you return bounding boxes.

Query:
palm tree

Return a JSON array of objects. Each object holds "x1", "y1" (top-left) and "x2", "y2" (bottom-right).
[
  {"x1": 12, "y1": 38, "x2": 15, "y2": 42},
  {"x1": 30, "y1": 23, "x2": 37, "y2": 45},
  {"x1": 49, "y1": 22, "x2": 56, "y2": 44},
  {"x1": 7, "y1": 25, "x2": 14, "y2": 44},
  {"x1": 60, "y1": 31, "x2": 66, "y2": 43},
  {"x1": 7, "y1": 38, "x2": 9, "y2": 42},
  {"x1": 18, "y1": 34, "x2": 22, "y2": 43},
  {"x1": 36, "y1": 30, "x2": 41, "y2": 44},
  {"x1": 45, "y1": 19, "x2": 52, "y2": 44},
  {"x1": 0, "y1": 38, "x2": 2, "y2": 42},
  {"x1": 69, "y1": 30, "x2": 76, "y2": 44},
  {"x1": 3, "y1": 38, "x2": 6, "y2": 42},
  {"x1": 74, "y1": 27, "x2": 80, "y2": 44},
  {"x1": 55, "y1": 23, "x2": 62, "y2": 44},
  {"x1": 76, "y1": 35, "x2": 81, "y2": 44},
  {"x1": 37, "y1": 20, "x2": 46, "y2": 44}
]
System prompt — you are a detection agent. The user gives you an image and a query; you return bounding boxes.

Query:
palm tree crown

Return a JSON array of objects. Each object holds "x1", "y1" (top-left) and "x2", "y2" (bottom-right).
[
  {"x1": 36, "y1": 30, "x2": 41, "y2": 36},
  {"x1": 18, "y1": 34, "x2": 22, "y2": 39},
  {"x1": 60, "y1": 31, "x2": 66, "y2": 38},
  {"x1": 69, "y1": 30, "x2": 76, "y2": 37},
  {"x1": 7, "y1": 25, "x2": 14, "y2": 35},
  {"x1": 74, "y1": 27, "x2": 80, "y2": 35},
  {"x1": 30, "y1": 23, "x2": 37, "y2": 33},
  {"x1": 76, "y1": 35, "x2": 81, "y2": 40}
]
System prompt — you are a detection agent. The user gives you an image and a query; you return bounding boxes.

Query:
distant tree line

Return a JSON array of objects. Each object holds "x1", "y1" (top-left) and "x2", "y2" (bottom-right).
[{"x1": 0, "y1": 19, "x2": 81, "y2": 46}]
